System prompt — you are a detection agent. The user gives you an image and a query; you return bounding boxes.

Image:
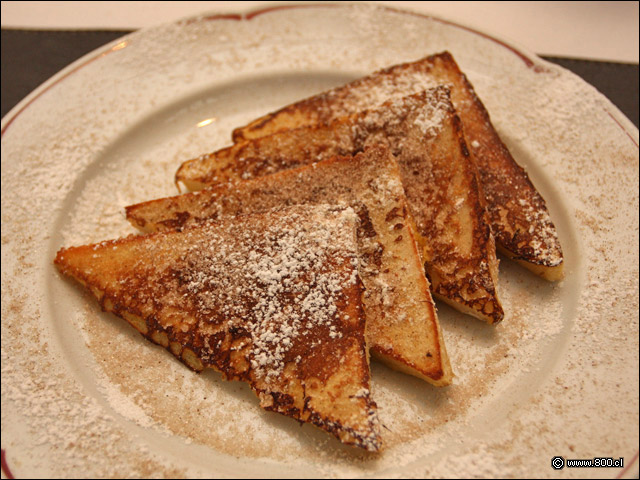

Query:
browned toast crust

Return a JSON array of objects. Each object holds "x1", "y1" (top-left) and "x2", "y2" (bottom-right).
[
  {"x1": 174, "y1": 89, "x2": 503, "y2": 323},
  {"x1": 55, "y1": 205, "x2": 381, "y2": 451},
  {"x1": 130, "y1": 145, "x2": 453, "y2": 384},
  {"x1": 232, "y1": 51, "x2": 563, "y2": 280}
]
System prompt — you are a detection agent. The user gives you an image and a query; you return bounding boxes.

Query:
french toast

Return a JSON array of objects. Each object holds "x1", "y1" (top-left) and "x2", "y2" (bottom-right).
[
  {"x1": 128, "y1": 145, "x2": 453, "y2": 385},
  {"x1": 173, "y1": 89, "x2": 503, "y2": 323},
  {"x1": 54, "y1": 205, "x2": 382, "y2": 451},
  {"x1": 231, "y1": 51, "x2": 564, "y2": 281}
]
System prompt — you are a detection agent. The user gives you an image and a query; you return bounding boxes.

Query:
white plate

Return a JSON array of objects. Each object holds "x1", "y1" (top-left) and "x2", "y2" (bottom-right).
[{"x1": 1, "y1": 4, "x2": 638, "y2": 478}]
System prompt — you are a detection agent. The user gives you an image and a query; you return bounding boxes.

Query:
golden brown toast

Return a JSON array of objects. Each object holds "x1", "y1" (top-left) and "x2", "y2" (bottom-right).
[
  {"x1": 54, "y1": 205, "x2": 382, "y2": 451},
  {"x1": 232, "y1": 51, "x2": 564, "y2": 281},
  {"x1": 174, "y1": 89, "x2": 503, "y2": 324},
  {"x1": 128, "y1": 145, "x2": 453, "y2": 384}
]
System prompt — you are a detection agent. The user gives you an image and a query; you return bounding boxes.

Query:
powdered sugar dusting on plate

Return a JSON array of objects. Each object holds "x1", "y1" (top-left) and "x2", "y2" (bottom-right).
[{"x1": 2, "y1": 3, "x2": 637, "y2": 478}]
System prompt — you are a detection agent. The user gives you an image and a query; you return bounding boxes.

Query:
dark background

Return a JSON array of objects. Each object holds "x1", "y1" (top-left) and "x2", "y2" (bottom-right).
[{"x1": 2, "y1": 29, "x2": 638, "y2": 127}]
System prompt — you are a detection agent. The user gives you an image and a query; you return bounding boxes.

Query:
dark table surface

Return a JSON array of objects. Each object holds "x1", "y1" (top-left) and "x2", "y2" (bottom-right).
[{"x1": 2, "y1": 29, "x2": 638, "y2": 128}]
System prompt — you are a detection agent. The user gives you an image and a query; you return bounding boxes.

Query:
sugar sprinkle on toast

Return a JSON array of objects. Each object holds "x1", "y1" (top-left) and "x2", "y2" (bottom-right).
[{"x1": 55, "y1": 205, "x2": 382, "y2": 451}]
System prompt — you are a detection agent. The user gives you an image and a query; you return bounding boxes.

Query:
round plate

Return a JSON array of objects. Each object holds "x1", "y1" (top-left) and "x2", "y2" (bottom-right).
[{"x1": 2, "y1": 4, "x2": 638, "y2": 478}]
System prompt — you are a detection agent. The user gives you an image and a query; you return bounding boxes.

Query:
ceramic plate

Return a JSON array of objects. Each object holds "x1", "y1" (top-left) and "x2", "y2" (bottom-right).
[{"x1": 1, "y1": 4, "x2": 638, "y2": 478}]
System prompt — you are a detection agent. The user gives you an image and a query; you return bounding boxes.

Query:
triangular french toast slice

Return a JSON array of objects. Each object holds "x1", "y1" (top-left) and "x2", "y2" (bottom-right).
[
  {"x1": 231, "y1": 51, "x2": 563, "y2": 281},
  {"x1": 128, "y1": 145, "x2": 453, "y2": 384},
  {"x1": 54, "y1": 205, "x2": 382, "y2": 451},
  {"x1": 174, "y1": 89, "x2": 503, "y2": 324}
]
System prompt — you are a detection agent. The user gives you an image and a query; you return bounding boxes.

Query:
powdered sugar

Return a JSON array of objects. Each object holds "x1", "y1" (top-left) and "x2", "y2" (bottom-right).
[
  {"x1": 411, "y1": 89, "x2": 454, "y2": 137},
  {"x1": 173, "y1": 207, "x2": 361, "y2": 382},
  {"x1": 516, "y1": 196, "x2": 563, "y2": 266}
]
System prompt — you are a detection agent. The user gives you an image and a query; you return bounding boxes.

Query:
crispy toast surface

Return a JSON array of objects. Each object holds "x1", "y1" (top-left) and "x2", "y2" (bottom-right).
[
  {"x1": 129, "y1": 145, "x2": 453, "y2": 384},
  {"x1": 174, "y1": 89, "x2": 503, "y2": 323},
  {"x1": 54, "y1": 205, "x2": 382, "y2": 451},
  {"x1": 231, "y1": 51, "x2": 564, "y2": 281}
]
